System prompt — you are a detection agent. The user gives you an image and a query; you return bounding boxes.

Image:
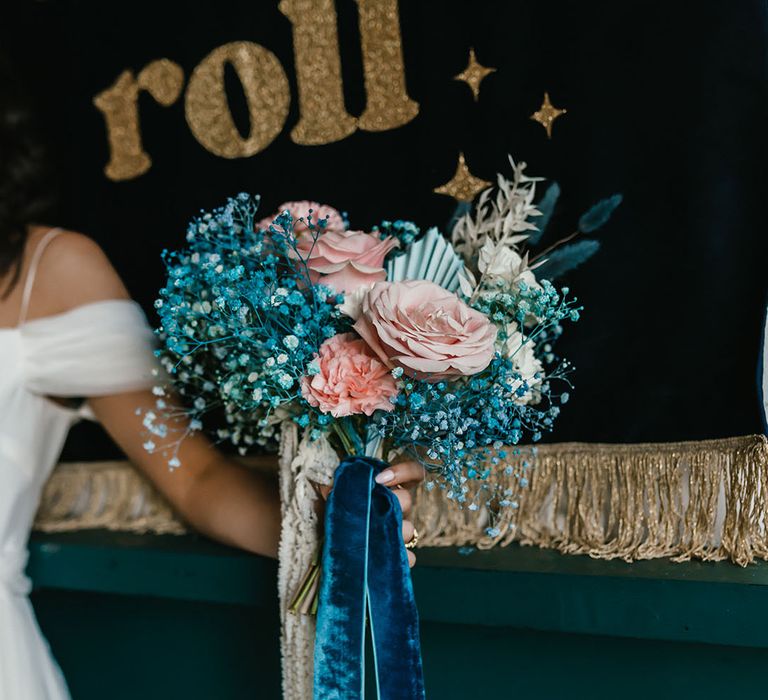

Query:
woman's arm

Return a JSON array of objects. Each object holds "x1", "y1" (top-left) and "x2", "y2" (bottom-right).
[{"x1": 89, "y1": 390, "x2": 283, "y2": 557}]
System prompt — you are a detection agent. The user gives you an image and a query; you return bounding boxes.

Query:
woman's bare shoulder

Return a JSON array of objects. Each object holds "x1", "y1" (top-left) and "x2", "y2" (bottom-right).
[{"x1": 26, "y1": 226, "x2": 130, "y2": 320}]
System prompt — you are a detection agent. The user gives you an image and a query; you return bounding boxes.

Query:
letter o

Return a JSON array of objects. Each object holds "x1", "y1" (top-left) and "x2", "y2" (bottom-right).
[{"x1": 185, "y1": 41, "x2": 290, "y2": 158}]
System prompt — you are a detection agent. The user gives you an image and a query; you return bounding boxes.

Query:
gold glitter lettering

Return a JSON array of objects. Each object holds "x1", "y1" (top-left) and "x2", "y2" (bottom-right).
[
  {"x1": 355, "y1": 0, "x2": 418, "y2": 131},
  {"x1": 185, "y1": 42, "x2": 290, "y2": 158},
  {"x1": 93, "y1": 59, "x2": 184, "y2": 181},
  {"x1": 279, "y1": 0, "x2": 357, "y2": 145}
]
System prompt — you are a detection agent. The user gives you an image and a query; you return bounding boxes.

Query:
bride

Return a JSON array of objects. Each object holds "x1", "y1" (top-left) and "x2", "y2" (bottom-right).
[{"x1": 0, "y1": 58, "x2": 421, "y2": 699}]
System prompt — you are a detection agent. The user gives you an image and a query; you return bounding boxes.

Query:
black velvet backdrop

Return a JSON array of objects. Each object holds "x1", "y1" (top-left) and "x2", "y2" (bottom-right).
[{"x1": 3, "y1": 0, "x2": 767, "y2": 460}]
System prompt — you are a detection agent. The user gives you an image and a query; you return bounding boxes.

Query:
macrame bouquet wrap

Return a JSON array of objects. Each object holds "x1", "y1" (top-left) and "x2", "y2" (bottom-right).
[{"x1": 277, "y1": 424, "x2": 336, "y2": 699}]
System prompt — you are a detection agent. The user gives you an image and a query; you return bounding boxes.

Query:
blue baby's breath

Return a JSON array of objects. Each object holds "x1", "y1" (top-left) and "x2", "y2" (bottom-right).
[{"x1": 152, "y1": 194, "x2": 343, "y2": 452}]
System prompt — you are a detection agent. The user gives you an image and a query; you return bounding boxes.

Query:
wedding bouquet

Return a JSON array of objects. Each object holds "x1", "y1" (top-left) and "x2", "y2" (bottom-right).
[{"x1": 147, "y1": 157, "x2": 619, "y2": 699}]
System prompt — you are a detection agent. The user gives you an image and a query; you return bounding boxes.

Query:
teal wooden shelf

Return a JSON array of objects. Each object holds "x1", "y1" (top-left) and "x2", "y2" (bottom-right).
[
  {"x1": 414, "y1": 546, "x2": 768, "y2": 649},
  {"x1": 29, "y1": 530, "x2": 278, "y2": 606},
  {"x1": 27, "y1": 531, "x2": 768, "y2": 699},
  {"x1": 28, "y1": 531, "x2": 768, "y2": 648}
]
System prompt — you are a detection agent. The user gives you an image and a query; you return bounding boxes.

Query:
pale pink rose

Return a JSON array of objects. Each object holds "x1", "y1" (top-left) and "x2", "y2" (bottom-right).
[
  {"x1": 258, "y1": 200, "x2": 345, "y2": 235},
  {"x1": 295, "y1": 230, "x2": 399, "y2": 293},
  {"x1": 354, "y1": 281, "x2": 497, "y2": 381},
  {"x1": 301, "y1": 333, "x2": 399, "y2": 417}
]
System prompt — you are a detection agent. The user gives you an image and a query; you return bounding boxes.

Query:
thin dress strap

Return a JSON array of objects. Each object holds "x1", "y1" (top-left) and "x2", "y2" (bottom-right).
[{"x1": 18, "y1": 228, "x2": 63, "y2": 325}]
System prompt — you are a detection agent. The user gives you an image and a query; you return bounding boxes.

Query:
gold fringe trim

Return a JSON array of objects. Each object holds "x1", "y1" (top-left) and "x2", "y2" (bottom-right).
[
  {"x1": 412, "y1": 434, "x2": 768, "y2": 566},
  {"x1": 35, "y1": 435, "x2": 768, "y2": 566},
  {"x1": 35, "y1": 461, "x2": 187, "y2": 535}
]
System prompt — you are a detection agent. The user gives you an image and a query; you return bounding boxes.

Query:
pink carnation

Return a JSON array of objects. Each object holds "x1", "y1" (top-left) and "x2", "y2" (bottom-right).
[
  {"x1": 257, "y1": 200, "x2": 345, "y2": 235},
  {"x1": 354, "y1": 280, "x2": 497, "y2": 381},
  {"x1": 295, "y1": 229, "x2": 399, "y2": 293},
  {"x1": 301, "y1": 333, "x2": 398, "y2": 417}
]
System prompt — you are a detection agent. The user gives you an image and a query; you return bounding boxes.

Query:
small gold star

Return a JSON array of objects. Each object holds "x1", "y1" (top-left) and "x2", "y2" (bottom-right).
[
  {"x1": 530, "y1": 92, "x2": 567, "y2": 139},
  {"x1": 433, "y1": 153, "x2": 492, "y2": 203},
  {"x1": 453, "y1": 48, "x2": 496, "y2": 101}
]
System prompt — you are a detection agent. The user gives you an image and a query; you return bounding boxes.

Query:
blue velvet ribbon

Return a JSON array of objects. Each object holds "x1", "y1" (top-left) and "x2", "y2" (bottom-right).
[{"x1": 313, "y1": 455, "x2": 426, "y2": 700}]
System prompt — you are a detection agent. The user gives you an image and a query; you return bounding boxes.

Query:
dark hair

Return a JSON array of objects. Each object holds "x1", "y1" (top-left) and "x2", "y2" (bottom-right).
[{"x1": 0, "y1": 53, "x2": 56, "y2": 298}]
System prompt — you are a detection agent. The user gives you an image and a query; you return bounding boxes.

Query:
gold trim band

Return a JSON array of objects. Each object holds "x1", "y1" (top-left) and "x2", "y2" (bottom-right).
[{"x1": 35, "y1": 434, "x2": 768, "y2": 566}]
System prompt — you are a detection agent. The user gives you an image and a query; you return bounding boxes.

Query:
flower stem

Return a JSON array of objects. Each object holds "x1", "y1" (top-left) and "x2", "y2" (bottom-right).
[
  {"x1": 333, "y1": 423, "x2": 357, "y2": 455},
  {"x1": 289, "y1": 540, "x2": 323, "y2": 616}
]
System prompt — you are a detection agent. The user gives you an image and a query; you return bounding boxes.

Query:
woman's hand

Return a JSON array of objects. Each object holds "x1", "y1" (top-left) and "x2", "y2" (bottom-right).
[
  {"x1": 376, "y1": 460, "x2": 425, "y2": 567},
  {"x1": 316, "y1": 460, "x2": 425, "y2": 567}
]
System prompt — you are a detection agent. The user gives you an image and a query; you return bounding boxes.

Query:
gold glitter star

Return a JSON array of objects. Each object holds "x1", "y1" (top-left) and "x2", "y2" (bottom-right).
[
  {"x1": 433, "y1": 153, "x2": 492, "y2": 203},
  {"x1": 453, "y1": 48, "x2": 496, "y2": 101},
  {"x1": 530, "y1": 92, "x2": 567, "y2": 139}
]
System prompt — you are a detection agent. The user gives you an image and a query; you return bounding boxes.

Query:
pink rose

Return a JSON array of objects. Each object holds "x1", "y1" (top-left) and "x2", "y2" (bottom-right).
[
  {"x1": 354, "y1": 281, "x2": 497, "y2": 381},
  {"x1": 295, "y1": 230, "x2": 399, "y2": 293},
  {"x1": 301, "y1": 333, "x2": 398, "y2": 417},
  {"x1": 258, "y1": 200, "x2": 345, "y2": 235}
]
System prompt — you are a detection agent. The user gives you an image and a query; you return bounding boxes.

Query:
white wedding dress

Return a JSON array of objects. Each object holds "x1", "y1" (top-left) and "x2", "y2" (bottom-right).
[{"x1": 0, "y1": 229, "x2": 157, "y2": 699}]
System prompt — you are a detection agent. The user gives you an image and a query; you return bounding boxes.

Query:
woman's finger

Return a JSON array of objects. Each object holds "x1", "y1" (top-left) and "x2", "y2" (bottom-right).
[
  {"x1": 393, "y1": 487, "x2": 412, "y2": 518},
  {"x1": 402, "y1": 518, "x2": 415, "y2": 544},
  {"x1": 317, "y1": 460, "x2": 424, "y2": 500},
  {"x1": 407, "y1": 550, "x2": 416, "y2": 567},
  {"x1": 374, "y1": 460, "x2": 425, "y2": 488}
]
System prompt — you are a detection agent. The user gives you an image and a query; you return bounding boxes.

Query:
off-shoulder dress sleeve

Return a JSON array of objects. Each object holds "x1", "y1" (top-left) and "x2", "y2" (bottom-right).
[{"x1": 20, "y1": 299, "x2": 159, "y2": 397}]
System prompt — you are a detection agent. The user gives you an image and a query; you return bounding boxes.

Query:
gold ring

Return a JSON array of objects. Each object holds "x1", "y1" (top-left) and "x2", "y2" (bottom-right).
[{"x1": 405, "y1": 527, "x2": 419, "y2": 550}]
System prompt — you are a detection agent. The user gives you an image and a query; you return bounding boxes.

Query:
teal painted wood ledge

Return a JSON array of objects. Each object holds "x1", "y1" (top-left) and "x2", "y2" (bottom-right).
[{"x1": 28, "y1": 531, "x2": 768, "y2": 649}]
